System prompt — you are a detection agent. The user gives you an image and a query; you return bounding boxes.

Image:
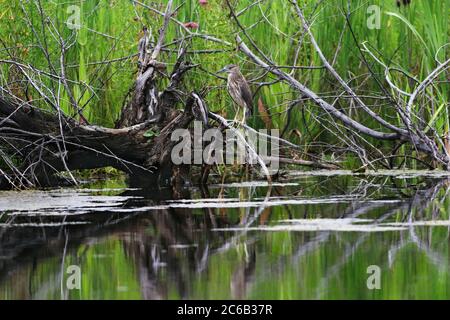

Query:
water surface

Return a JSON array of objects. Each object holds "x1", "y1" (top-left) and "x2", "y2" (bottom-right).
[{"x1": 1, "y1": 171, "x2": 449, "y2": 299}]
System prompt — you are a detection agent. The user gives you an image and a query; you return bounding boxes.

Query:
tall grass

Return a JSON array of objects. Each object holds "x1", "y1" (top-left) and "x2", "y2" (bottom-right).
[{"x1": 0, "y1": 0, "x2": 448, "y2": 166}]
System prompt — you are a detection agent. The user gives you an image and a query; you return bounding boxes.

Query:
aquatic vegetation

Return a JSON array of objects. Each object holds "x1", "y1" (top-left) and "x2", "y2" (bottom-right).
[
  {"x1": 0, "y1": 0, "x2": 447, "y2": 173},
  {"x1": 1, "y1": 173, "x2": 450, "y2": 299}
]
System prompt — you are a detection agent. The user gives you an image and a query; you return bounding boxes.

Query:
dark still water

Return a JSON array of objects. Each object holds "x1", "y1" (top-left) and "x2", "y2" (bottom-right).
[{"x1": 1, "y1": 171, "x2": 449, "y2": 299}]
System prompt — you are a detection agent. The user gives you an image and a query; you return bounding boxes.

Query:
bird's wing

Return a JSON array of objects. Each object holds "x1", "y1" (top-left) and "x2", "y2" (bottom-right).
[
  {"x1": 227, "y1": 80, "x2": 243, "y2": 106},
  {"x1": 239, "y1": 79, "x2": 253, "y2": 115}
]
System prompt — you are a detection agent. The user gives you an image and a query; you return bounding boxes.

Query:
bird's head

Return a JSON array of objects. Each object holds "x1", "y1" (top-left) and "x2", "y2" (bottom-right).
[{"x1": 217, "y1": 64, "x2": 239, "y2": 74}]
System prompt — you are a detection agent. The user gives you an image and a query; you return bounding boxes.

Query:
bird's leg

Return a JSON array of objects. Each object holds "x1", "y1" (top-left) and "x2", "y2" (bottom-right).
[
  {"x1": 232, "y1": 105, "x2": 240, "y2": 125},
  {"x1": 233, "y1": 113, "x2": 239, "y2": 125},
  {"x1": 233, "y1": 106, "x2": 245, "y2": 127}
]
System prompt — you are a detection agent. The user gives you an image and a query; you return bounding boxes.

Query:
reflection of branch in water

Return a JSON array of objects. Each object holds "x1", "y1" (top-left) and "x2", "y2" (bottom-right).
[
  {"x1": 265, "y1": 179, "x2": 450, "y2": 299},
  {"x1": 211, "y1": 183, "x2": 273, "y2": 257},
  {"x1": 318, "y1": 180, "x2": 450, "y2": 297},
  {"x1": 409, "y1": 227, "x2": 447, "y2": 272},
  {"x1": 1, "y1": 178, "x2": 450, "y2": 299},
  {"x1": 0, "y1": 183, "x2": 233, "y2": 299},
  {"x1": 315, "y1": 234, "x2": 369, "y2": 299},
  {"x1": 274, "y1": 201, "x2": 400, "y2": 297},
  {"x1": 388, "y1": 237, "x2": 408, "y2": 268},
  {"x1": 196, "y1": 244, "x2": 209, "y2": 274},
  {"x1": 230, "y1": 245, "x2": 256, "y2": 300},
  {"x1": 388, "y1": 181, "x2": 450, "y2": 269},
  {"x1": 271, "y1": 200, "x2": 401, "y2": 277}
]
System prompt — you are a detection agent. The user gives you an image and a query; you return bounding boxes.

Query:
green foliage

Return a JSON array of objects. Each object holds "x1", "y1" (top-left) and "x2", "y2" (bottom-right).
[
  {"x1": 143, "y1": 128, "x2": 159, "y2": 138},
  {"x1": 0, "y1": 0, "x2": 448, "y2": 168},
  {"x1": 1, "y1": 175, "x2": 449, "y2": 299}
]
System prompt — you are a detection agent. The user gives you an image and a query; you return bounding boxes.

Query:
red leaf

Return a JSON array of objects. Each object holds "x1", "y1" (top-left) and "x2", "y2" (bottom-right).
[
  {"x1": 257, "y1": 97, "x2": 272, "y2": 129},
  {"x1": 183, "y1": 22, "x2": 199, "y2": 29}
]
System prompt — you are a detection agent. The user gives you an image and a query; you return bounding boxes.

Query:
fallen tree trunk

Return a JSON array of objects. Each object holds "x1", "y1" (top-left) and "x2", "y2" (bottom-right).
[
  {"x1": 0, "y1": 0, "x2": 211, "y2": 189},
  {"x1": 0, "y1": 95, "x2": 195, "y2": 189},
  {"x1": 6, "y1": 0, "x2": 441, "y2": 190}
]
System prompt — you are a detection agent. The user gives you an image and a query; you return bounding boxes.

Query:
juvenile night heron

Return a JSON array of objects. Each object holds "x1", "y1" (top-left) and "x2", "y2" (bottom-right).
[{"x1": 218, "y1": 64, "x2": 253, "y2": 124}]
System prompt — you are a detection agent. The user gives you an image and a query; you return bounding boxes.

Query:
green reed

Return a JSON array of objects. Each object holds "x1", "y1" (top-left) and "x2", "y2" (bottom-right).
[{"x1": 0, "y1": 0, "x2": 448, "y2": 167}]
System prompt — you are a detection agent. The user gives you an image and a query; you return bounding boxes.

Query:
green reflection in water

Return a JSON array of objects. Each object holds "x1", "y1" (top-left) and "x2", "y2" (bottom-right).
[{"x1": 1, "y1": 174, "x2": 449, "y2": 299}]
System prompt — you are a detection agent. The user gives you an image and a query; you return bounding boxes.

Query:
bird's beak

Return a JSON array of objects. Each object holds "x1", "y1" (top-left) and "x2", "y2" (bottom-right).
[{"x1": 217, "y1": 67, "x2": 227, "y2": 74}]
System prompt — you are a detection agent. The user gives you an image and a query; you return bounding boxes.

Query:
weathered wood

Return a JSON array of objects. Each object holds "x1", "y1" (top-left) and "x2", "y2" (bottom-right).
[
  {"x1": 0, "y1": 0, "x2": 203, "y2": 189},
  {"x1": 0, "y1": 90, "x2": 194, "y2": 188}
]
